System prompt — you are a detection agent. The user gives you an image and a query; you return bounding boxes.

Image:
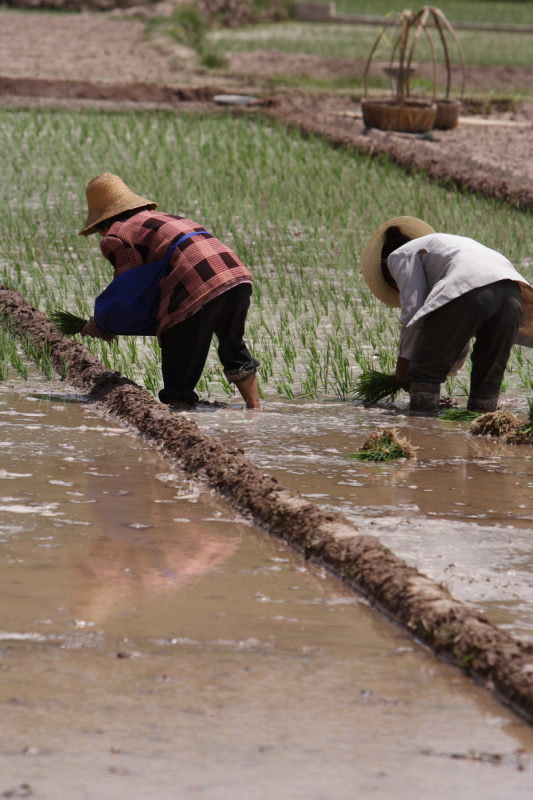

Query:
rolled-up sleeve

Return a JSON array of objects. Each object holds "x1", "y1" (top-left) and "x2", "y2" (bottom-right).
[{"x1": 388, "y1": 251, "x2": 429, "y2": 360}]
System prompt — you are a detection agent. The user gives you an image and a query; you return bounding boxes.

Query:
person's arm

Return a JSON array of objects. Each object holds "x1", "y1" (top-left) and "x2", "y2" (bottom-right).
[
  {"x1": 395, "y1": 355, "x2": 411, "y2": 390},
  {"x1": 388, "y1": 250, "x2": 429, "y2": 372},
  {"x1": 81, "y1": 316, "x2": 116, "y2": 342}
]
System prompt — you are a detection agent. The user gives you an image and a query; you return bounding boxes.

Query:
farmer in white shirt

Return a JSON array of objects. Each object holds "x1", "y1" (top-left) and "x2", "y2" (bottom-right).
[{"x1": 362, "y1": 216, "x2": 533, "y2": 413}]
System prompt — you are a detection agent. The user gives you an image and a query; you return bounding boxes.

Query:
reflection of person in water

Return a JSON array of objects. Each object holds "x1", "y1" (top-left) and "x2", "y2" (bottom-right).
[{"x1": 72, "y1": 464, "x2": 240, "y2": 622}]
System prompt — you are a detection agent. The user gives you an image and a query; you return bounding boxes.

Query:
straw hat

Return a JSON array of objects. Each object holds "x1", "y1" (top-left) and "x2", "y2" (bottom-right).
[
  {"x1": 78, "y1": 172, "x2": 157, "y2": 236},
  {"x1": 361, "y1": 216, "x2": 436, "y2": 307}
]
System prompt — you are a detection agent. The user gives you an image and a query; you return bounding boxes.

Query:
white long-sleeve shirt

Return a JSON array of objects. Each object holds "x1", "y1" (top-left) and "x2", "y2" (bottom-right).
[{"x1": 387, "y1": 233, "x2": 533, "y2": 362}]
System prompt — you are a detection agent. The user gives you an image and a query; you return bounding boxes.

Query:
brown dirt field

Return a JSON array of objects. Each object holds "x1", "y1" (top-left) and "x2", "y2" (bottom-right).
[
  {"x1": 0, "y1": 11, "x2": 180, "y2": 84},
  {"x1": 3, "y1": 283, "x2": 533, "y2": 725},
  {"x1": 228, "y1": 49, "x2": 533, "y2": 94}
]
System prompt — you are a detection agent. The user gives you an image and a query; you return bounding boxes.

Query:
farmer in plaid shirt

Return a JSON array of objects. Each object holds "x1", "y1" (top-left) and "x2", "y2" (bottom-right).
[{"x1": 78, "y1": 173, "x2": 260, "y2": 410}]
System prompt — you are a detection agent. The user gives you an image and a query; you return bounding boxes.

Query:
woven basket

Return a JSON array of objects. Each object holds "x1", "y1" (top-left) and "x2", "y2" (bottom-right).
[
  {"x1": 361, "y1": 98, "x2": 437, "y2": 133},
  {"x1": 434, "y1": 99, "x2": 461, "y2": 130}
]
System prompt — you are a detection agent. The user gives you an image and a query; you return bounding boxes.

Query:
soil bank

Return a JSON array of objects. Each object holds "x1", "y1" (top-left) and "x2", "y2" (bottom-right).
[{"x1": 3, "y1": 285, "x2": 533, "y2": 725}]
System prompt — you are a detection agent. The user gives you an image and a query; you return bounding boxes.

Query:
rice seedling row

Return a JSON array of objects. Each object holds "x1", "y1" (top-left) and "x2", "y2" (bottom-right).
[{"x1": 0, "y1": 108, "x2": 532, "y2": 404}]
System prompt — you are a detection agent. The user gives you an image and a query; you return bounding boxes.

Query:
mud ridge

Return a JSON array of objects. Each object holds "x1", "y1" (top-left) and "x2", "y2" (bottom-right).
[
  {"x1": 3, "y1": 285, "x2": 533, "y2": 723},
  {"x1": 0, "y1": 76, "x2": 221, "y2": 104}
]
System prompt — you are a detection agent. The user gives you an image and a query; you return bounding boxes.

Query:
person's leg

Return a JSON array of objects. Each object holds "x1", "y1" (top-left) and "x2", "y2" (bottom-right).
[
  {"x1": 408, "y1": 287, "x2": 490, "y2": 412},
  {"x1": 213, "y1": 284, "x2": 261, "y2": 409},
  {"x1": 159, "y1": 306, "x2": 216, "y2": 406},
  {"x1": 467, "y1": 281, "x2": 522, "y2": 411}
]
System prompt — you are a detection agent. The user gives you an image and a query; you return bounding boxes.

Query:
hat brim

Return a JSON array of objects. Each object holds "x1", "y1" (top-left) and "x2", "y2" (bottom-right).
[
  {"x1": 78, "y1": 198, "x2": 157, "y2": 237},
  {"x1": 361, "y1": 216, "x2": 436, "y2": 308}
]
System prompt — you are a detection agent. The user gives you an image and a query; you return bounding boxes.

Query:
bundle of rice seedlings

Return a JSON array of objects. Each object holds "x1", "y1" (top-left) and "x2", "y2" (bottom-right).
[
  {"x1": 50, "y1": 310, "x2": 88, "y2": 337},
  {"x1": 348, "y1": 426, "x2": 416, "y2": 462},
  {"x1": 469, "y1": 411, "x2": 519, "y2": 438},
  {"x1": 504, "y1": 400, "x2": 533, "y2": 445},
  {"x1": 440, "y1": 409, "x2": 482, "y2": 422},
  {"x1": 354, "y1": 370, "x2": 400, "y2": 405}
]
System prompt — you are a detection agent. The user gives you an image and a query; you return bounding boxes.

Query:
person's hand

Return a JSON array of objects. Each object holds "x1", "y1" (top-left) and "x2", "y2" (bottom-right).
[
  {"x1": 395, "y1": 356, "x2": 411, "y2": 391},
  {"x1": 81, "y1": 317, "x2": 116, "y2": 342}
]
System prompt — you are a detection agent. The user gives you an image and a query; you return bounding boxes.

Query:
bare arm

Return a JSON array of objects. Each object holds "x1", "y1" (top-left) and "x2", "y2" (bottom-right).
[
  {"x1": 81, "y1": 316, "x2": 116, "y2": 342},
  {"x1": 395, "y1": 356, "x2": 411, "y2": 391}
]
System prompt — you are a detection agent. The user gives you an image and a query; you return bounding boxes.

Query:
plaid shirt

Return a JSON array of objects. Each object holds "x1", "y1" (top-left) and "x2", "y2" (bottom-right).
[{"x1": 100, "y1": 210, "x2": 252, "y2": 340}]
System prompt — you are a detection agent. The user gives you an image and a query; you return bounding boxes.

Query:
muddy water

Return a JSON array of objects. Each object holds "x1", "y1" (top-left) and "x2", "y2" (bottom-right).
[
  {"x1": 195, "y1": 401, "x2": 533, "y2": 643},
  {"x1": 1, "y1": 383, "x2": 533, "y2": 798}
]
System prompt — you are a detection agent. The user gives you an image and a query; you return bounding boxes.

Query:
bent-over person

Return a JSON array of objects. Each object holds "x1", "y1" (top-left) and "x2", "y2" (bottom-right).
[
  {"x1": 362, "y1": 216, "x2": 533, "y2": 413},
  {"x1": 78, "y1": 172, "x2": 260, "y2": 410}
]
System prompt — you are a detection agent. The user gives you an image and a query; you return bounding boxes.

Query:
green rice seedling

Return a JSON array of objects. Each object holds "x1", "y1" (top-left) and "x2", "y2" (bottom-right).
[
  {"x1": 50, "y1": 310, "x2": 88, "y2": 337},
  {"x1": 39, "y1": 348, "x2": 54, "y2": 382},
  {"x1": 10, "y1": 348, "x2": 28, "y2": 381},
  {"x1": 440, "y1": 409, "x2": 482, "y2": 422},
  {"x1": 354, "y1": 370, "x2": 400, "y2": 405},
  {"x1": 348, "y1": 427, "x2": 416, "y2": 462}
]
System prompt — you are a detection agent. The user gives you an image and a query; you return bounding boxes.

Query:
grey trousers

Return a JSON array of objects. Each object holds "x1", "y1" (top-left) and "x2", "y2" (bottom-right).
[{"x1": 408, "y1": 279, "x2": 522, "y2": 407}]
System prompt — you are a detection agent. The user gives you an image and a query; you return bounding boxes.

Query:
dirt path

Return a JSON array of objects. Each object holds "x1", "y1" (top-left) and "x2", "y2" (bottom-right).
[{"x1": 228, "y1": 49, "x2": 533, "y2": 94}]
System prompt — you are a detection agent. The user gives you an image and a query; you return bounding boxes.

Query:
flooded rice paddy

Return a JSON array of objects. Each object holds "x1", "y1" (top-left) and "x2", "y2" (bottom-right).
[
  {"x1": 196, "y1": 399, "x2": 533, "y2": 644},
  {"x1": 2, "y1": 379, "x2": 533, "y2": 798}
]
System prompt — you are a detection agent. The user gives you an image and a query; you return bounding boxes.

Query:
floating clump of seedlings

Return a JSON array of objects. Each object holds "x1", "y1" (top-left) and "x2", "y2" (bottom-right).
[
  {"x1": 354, "y1": 370, "x2": 400, "y2": 405},
  {"x1": 440, "y1": 408, "x2": 482, "y2": 422},
  {"x1": 502, "y1": 402, "x2": 533, "y2": 445},
  {"x1": 50, "y1": 310, "x2": 88, "y2": 337},
  {"x1": 469, "y1": 411, "x2": 519, "y2": 438},
  {"x1": 348, "y1": 426, "x2": 415, "y2": 462}
]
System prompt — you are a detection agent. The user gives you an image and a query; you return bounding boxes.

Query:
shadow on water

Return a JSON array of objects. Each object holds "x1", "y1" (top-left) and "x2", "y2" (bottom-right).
[{"x1": 1, "y1": 381, "x2": 533, "y2": 799}]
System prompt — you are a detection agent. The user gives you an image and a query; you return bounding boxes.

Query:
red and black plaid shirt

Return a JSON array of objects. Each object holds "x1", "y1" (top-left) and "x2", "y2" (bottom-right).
[{"x1": 100, "y1": 210, "x2": 252, "y2": 341}]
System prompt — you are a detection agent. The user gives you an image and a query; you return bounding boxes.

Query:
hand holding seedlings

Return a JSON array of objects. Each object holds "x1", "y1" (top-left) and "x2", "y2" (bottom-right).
[
  {"x1": 80, "y1": 316, "x2": 116, "y2": 342},
  {"x1": 78, "y1": 173, "x2": 261, "y2": 410},
  {"x1": 354, "y1": 370, "x2": 400, "y2": 405},
  {"x1": 361, "y1": 217, "x2": 533, "y2": 414}
]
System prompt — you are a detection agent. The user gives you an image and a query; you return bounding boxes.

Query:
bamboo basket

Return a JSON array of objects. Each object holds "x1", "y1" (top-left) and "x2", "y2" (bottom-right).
[
  {"x1": 362, "y1": 6, "x2": 466, "y2": 133},
  {"x1": 362, "y1": 98, "x2": 436, "y2": 132},
  {"x1": 434, "y1": 98, "x2": 461, "y2": 130}
]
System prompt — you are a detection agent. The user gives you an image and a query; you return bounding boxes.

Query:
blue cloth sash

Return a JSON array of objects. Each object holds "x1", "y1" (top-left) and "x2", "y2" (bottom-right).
[{"x1": 94, "y1": 231, "x2": 209, "y2": 336}]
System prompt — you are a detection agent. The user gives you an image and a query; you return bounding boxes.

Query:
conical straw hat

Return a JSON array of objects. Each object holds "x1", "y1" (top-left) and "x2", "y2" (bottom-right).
[
  {"x1": 362, "y1": 216, "x2": 436, "y2": 307},
  {"x1": 78, "y1": 172, "x2": 157, "y2": 236}
]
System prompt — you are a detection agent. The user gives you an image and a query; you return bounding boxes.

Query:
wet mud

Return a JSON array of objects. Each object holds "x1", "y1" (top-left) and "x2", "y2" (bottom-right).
[
  {"x1": 2, "y1": 382, "x2": 533, "y2": 798},
  {"x1": 3, "y1": 288, "x2": 533, "y2": 726}
]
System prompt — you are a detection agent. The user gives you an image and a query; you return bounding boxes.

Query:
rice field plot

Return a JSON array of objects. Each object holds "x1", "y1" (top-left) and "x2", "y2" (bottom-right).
[
  {"x1": 1, "y1": 107, "x2": 533, "y2": 404},
  {"x1": 207, "y1": 22, "x2": 533, "y2": 69},
  {"x1": 320, "y1": 0, "x2": 533, "y2": 26}
]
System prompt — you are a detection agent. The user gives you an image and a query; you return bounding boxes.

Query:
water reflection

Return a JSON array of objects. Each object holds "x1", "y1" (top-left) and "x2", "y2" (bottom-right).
[{"x1": 195, "y1": 401, "x2": 533, "y2": 640}]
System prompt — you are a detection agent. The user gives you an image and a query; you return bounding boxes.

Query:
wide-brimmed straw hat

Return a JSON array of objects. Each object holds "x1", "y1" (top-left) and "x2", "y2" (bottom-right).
[
  {"x1": 361, "y1": 216, "x2": 436, "y2": 307},
  {"x1": 78, "y1": 172, "x2": 157, "y2": 236}
]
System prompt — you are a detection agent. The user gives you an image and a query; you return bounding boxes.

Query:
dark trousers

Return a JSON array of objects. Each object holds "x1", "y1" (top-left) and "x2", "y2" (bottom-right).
[
  {"x1": 159, "y1": 283, "x2": 260, "y2": 405},
  {"x1": 408, "y1": 280, "x2": 522, "y2": 403}
]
